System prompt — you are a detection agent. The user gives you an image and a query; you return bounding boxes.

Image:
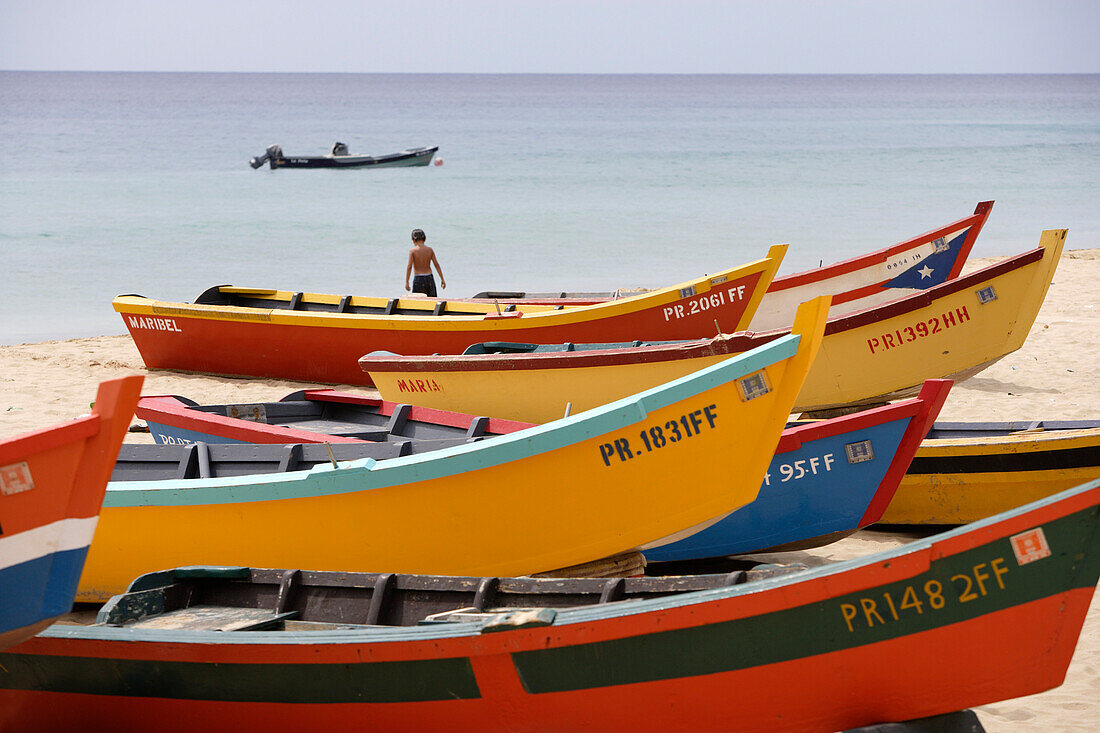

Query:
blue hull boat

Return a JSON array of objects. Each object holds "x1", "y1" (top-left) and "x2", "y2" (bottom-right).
[{"x1": 644, "y1": 380, "x2": 951, "y2": 561}]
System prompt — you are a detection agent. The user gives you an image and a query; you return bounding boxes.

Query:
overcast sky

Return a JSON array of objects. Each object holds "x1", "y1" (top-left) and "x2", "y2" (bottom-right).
[{"x1": 2, "y1": 0, "x2": 1097, "y2": 74}]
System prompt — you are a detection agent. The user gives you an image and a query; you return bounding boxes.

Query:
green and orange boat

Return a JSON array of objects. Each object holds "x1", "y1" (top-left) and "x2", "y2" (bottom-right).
[{"x1": 2, "y1": 478, "x2": 1097, "y2": 731}]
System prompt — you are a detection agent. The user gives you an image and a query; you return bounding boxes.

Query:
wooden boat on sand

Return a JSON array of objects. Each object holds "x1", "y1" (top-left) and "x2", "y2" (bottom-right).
[
  {"x1": 882, "y1": 420, "x2": 1100, "y2": 524},
  {"x1": 135, "y1": 389, "x2": 533, "y2": 445},
  {"x1": 113, "y1": 247, "x2": 785, "y2": 385},
  {"x1": 4, "y1": 477, "x2": 1097, "y2": 732},
  {"x1": 473, "y1": 201, "x2": 994, "y2": 331},
  {"x1": 140, "y1": 379, "x2": 952, "y2": 561},
  {"x1": 361, "y1": 230, "x2": 1066, "y2": 419},
  {"x1": 0, "y1": 376, "x2": 141, "y2": 650},
  {"x1": 74, "y1": 300, "x2": 826, "y2": 601},
  {"x1": 249, "y1": 142, "x2": 438, "y2": 169}
]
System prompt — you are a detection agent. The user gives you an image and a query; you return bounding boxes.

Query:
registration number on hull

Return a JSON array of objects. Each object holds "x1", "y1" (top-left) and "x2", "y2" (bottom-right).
[
  {"x1": 663, "y1": 285, "x2": 748, "y2": 322},
  {"x1": 840, "y1": 555, "x2": 1016, "y2": 633},
  {"x1": 600, "y1": 404, "x2": 719, "y2": 466}
]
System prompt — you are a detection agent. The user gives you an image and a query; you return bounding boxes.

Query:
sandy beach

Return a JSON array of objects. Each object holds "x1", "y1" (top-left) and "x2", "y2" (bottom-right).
[{"x1": 2, "y1": 249, "x2": 1098, "y2": 731}]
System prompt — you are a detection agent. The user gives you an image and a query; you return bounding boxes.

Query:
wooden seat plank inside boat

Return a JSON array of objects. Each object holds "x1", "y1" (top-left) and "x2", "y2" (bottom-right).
[{"x1": 122, "y1": 607, "x2": 300, "y2": 632}]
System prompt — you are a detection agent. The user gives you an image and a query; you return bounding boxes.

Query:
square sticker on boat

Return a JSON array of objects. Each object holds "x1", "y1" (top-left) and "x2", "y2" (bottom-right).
[
  {"x1": 0, "y1": 461, "x2": 35, "y2": 495},
  {"x1": 976, "y1": 286, "x2": 998, "y2": 304},
  {"x1": 679, "y1": 286, "x2": 696, "y2": 299},
  {"x1": 737, "y1": 371, "x2": 771, "y2": 402},
  {"x1": 1010, "y1": 527, "x2": 1051, "y2": 565},
  {"x1": 227, "y1": 404, "x2": 268, "y2": 423},
  {"x1": 845, "y1": 440, "x2": 874, "y2": 463},
  {"x1": 932, "y1": 236, "x2": 950, "y2": 253}
]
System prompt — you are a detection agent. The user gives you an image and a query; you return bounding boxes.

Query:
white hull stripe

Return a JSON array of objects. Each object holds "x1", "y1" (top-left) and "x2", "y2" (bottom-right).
[{"x1": 0, "y1": 517, "x2": 99, "y2": 572}]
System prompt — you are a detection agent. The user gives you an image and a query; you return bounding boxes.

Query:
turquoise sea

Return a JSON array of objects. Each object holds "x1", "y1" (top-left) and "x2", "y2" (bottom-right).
[{"x1": 1, "y1": 72, "x2": 1097, "y2": 345}]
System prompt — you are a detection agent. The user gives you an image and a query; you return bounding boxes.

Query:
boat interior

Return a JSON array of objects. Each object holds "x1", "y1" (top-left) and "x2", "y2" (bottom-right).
[
  {"x1": 171, "y1": 394, "x2": 519, "y2": 440},
  {"x1": 192, "y1": 286, "x2": 563, "y2": 317},
  {"x1": 110, "y1": 438, "x2": 490, "y2": 482},
  {"x1": 90, "y1": 564, "x2": 806, "y2": 631}
]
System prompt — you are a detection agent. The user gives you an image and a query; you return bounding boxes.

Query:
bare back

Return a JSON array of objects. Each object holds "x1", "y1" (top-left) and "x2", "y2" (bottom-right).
[
  {"x1": 405, "y1": 237, "x2": 445, "y2": 292},
  {"x1": 408, "y1": 244, "x2": 437, "y2": 275}
]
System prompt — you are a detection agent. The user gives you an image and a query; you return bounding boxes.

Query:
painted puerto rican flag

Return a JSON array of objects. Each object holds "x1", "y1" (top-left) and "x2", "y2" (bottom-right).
[{"x1": 883, "y1": 228, "x2": 972, "y2": 290}]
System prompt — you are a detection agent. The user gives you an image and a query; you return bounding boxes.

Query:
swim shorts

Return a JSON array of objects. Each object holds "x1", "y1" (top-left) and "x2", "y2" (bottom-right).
[{"x1": 412, "y1": 274, "x2": 437, "y2": 298}]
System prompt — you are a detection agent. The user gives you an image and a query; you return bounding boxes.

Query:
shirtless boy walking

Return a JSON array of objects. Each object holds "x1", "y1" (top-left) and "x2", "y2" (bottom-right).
[{"x1": 404, "y1": 228, "x2": 446, "y2": 297}]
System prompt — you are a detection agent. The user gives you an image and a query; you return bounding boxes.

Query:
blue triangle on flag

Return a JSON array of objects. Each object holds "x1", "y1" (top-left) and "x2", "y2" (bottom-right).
[{"x1": 884, "y1": 228, "x2": 969, "y2": 290}]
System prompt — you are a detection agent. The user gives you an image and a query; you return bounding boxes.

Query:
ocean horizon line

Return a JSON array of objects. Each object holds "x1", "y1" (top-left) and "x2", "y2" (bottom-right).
[{"x1": 2, "y1": 69, "x2": 1098, "y2": 78}]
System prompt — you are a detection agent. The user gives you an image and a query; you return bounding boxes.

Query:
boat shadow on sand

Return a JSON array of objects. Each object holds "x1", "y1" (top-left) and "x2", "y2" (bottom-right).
[{"x1": 959, "y1": 376, "x2": 1061, "y2": 396}]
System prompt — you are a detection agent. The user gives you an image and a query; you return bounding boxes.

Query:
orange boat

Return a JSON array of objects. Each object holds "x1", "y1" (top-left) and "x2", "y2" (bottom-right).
[
  {"x1": 2, "y1": 478, "x2": 1096, "y2": 731},
  {"x1": 112, "y1": 250, "x2": 784, "y2": 385},
  {"x1": 0, "y1": 377, "x2": 141, "y2": 650}
]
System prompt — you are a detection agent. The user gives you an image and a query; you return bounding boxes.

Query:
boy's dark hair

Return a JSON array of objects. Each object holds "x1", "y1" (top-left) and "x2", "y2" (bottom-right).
[{"x1": 411, "y1": 229, "x2": 426, "y2": 242}]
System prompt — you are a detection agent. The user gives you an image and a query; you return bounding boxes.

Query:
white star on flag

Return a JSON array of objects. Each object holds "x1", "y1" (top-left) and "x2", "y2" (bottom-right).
[{"x1": 918, "y1": 265, "x2": 934, "y2": 279}]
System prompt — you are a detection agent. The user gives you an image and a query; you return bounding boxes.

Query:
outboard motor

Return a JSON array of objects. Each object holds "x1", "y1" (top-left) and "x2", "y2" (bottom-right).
[
  {"x1": 250, "y1": 144, "x2": 283, "y2": 169},
  {"x1": 332, "y1": 141, "x2": 349, "y2": 156}
]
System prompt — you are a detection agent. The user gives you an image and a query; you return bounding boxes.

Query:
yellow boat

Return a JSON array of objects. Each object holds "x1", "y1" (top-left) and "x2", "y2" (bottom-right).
[
  {"x1": 361, "y1": 230, "x2": 1066, "y2": 422},
  {"x1": 881, "y1": 421, "x2": 1100, "y2": 524},
  {"x1": 75, "y1": 298, "x2": 828, "y2": 601}
]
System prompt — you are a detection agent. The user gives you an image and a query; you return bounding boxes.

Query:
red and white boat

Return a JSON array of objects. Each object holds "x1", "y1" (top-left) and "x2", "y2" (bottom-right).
[
  {"x1": 0, "y1": 376, "x2": 141, "y2": 650},
  {"x1": 749, "y1": 200, "x2": 992, "y2": 329},
  {"x1": 473, "y1": 201, "x2": 994, "y2": 331}
]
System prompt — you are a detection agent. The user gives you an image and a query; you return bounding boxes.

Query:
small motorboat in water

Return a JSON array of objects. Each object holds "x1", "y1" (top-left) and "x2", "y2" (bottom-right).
[{"x1": 249, "y1": 142, "x2": 438, "y2": 169}]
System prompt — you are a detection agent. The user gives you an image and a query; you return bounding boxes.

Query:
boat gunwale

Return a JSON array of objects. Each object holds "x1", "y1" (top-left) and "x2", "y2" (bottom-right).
[{"x1": 773, "y1": 386, "x2": 930, "y2": 452}]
